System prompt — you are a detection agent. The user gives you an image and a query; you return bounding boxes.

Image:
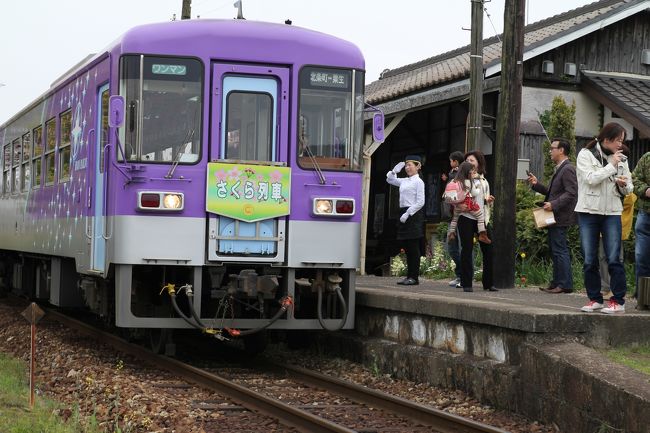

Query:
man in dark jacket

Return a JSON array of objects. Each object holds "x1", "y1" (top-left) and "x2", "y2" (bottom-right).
[{"x1": 527, "y1": 138, "x2": 578, "y2": 293}]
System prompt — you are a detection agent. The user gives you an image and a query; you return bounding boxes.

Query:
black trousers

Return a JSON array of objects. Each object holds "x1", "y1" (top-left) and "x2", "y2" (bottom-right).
[
  {"x1": 458, "y1": 215, "x2": 493, "y2": 289},
  {"x1": 403, "y1": 238, "x2": 421, "y2": 280}
]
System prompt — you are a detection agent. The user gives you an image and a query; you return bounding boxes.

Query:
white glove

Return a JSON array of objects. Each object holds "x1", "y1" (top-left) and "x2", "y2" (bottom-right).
[
  {"x1": 400, "y1": 212, "x2": 409, "y2": 223},
  {"x1": 392, "y1": 161, "x2": 405, "y2": 173}
]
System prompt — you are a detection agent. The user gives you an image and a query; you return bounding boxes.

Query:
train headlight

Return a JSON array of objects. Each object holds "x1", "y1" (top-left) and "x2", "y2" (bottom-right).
[
  {"x1": 163, "y1": 193, "x2": 183, "y2": 209},
  {"x1": 312, "y1": 198, "x2": 355, "y2": 217},
  {"x1": 138, "y1": 191, "x2": 184, "y2": 211},
  {"x1": 314, "y1": 199, "x2": 333, "y2": 215}
]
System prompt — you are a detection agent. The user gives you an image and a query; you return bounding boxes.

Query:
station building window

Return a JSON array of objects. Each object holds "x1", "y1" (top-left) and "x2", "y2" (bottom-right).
[
  {"x1": 32, "y1": 126, "x2": 43, "y2": 189},
  {"x1": 59, "y1": 110, "x2": 72, "y2": 182},
  {"x1": 12, "y1": 138, "x2": 21, "y2": 192},
  {"x1": 21, "y1": 132, "x2": 31, "y2": 191},
  {"x1": 45, "y1": 118, "x2": 56, "y2": 185}
]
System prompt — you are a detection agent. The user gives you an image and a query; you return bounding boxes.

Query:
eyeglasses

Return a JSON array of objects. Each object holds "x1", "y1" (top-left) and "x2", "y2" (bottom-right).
[{"x1": 549, "y1": 146, "x2": 559, "y2": 150}]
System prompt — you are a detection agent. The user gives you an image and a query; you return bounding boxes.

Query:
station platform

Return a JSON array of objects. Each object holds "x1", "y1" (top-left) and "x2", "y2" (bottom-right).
[{"x1": 355, "y1": 275, "x2": 650, "y2": 339}]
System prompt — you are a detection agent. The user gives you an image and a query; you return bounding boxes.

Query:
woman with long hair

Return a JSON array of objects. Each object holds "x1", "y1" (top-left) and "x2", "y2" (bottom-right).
[{"x1": 456, "y1": 150, "x2": 497, "y2": 292}]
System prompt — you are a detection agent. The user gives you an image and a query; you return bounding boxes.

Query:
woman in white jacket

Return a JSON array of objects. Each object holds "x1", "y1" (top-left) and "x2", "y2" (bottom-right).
[{"x1": 576, "y1": 122, "x2": 633, "y2": 314}]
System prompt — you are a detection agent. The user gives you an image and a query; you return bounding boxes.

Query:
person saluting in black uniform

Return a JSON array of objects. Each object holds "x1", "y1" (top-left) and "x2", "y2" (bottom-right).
[{"x1": 386, "y1": 155, "x2": 425, "y2": 285}]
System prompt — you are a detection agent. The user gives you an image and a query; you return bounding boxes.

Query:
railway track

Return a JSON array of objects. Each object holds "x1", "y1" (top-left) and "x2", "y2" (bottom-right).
[{"x1": 43, "y1": 307, "x2": 509, "y2": 433}]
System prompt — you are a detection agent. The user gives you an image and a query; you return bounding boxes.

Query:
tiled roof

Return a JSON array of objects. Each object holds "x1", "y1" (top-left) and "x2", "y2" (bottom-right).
[
  {"x1": 581, "y1": 71, "x2": 650, "y2": 136},
  {"x1": 366, "y1": 0, "x2": 638, "y2": 104}
]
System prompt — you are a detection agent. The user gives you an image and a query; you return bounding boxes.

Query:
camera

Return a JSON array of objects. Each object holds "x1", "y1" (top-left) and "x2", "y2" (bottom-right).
[{"x1": 619, "y1": 154, "x2": 627, "y2": 162}]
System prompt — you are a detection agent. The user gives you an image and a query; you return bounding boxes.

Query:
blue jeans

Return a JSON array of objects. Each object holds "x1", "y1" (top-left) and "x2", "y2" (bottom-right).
[
  {"x1": 547, "y1": 226, "x2": 572, "y2": 289},
  {"x1": 635, "y1": 211, "x2": 650, "y2": 296},
  {"x1": 577, "y1": 213, "x2": 626, "y2": 305}
]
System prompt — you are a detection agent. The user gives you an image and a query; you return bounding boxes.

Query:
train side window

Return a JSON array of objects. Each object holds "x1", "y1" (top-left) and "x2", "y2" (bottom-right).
[
  {"x1": 58, "y1": 110, "x2": 72, "y2": 182},
  {"x1": 2, "y1": 142, "x2": 10, "y2": 195},
  {"x1": 44, "y1": 118, "x2": 56, "y2": 185},
  {"x1": 12, "y1": 138, "x2": 21, "y2": 193},
  {"x1": 21, "y1": 132, "x2": 31, "y2": 191},
  {"x1": 100, "y1": 89, "x2": 109, "y2": 173},
  {"x1": 32, "y1": 126, "x2": 43, "y2": 189}
]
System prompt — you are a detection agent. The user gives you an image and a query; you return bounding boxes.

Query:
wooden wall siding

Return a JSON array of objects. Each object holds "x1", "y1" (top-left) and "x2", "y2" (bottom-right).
[
  {"x1": 628, "y1": 136, "x2": 650, "y2": 170},
  {"x1": 518, "y1": 135, "x2": 594, "y2": 179},
  {"x1": 523, "y1": 12, "x2": 650, "y2": 82},
  {"x1": 518, "y1": 133, "x2": 545, "y2": 176}
]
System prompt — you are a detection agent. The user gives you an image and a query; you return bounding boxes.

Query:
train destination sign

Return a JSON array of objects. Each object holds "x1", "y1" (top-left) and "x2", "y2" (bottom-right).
[
  {"x1": 309, "y1": 70, "x2": 349, "y2": 89},
  {"x1": 151, "y1": 64, "x2": 187, "y2": 75},
  {"x1": 206, "y1": 162, "x2": 291, "y2": 222}
]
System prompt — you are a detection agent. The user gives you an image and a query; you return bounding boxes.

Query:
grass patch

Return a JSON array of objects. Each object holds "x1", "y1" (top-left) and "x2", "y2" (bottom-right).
[
  {"x1": 0, "y1": 352, "x2": 101, "y2": 433},
  {"x1": 603, "y1": 345, "x2": 650, "y2": 377}
]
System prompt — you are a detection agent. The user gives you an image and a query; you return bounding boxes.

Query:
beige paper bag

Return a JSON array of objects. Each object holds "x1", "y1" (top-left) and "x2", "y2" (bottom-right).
[{"x1": 532, "y1": 207, "x2": 556, "y2": 229}]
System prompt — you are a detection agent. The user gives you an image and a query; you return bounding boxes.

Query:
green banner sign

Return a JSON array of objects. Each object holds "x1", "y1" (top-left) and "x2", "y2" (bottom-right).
[{"x1": 206, "y1": 162, "x2": 291, "y2": 222}]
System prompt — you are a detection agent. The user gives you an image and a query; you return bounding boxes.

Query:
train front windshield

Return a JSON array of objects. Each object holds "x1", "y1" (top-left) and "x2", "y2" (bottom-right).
[
  {"x1": 298, "y1": 67, "x2": 364, "y2": 171},
  {"x1": 119, "y1": 55, "x2": 203, "y2": 163}
]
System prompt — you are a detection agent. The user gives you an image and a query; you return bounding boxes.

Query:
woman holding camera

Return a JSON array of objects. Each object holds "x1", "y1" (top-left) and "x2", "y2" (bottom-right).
[{"x1": 575, "y1": 122, "x2": 633, "y2": 314}]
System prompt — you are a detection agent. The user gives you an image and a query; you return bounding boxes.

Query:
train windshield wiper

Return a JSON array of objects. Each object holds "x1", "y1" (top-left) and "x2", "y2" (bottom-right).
[
  {"x1": 165, "y1": 129, "x2": 194, "y2": 179},
  {"x1": 303, "y1": 142, "x2": 326, "y2": 185}
]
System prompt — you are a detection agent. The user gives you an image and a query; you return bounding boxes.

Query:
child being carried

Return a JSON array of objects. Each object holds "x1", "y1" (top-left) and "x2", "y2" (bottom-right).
[{"x1": 443, "y1": 161, "x2": 491, "y2": 244}]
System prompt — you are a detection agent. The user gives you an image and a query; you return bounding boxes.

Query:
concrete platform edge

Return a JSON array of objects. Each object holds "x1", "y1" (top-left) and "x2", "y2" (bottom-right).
[{"x1": 318, "y1": 333, "x2": 650, "y2": 433}]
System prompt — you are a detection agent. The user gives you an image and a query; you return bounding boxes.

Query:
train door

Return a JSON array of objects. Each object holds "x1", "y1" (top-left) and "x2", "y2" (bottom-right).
[
  {"x1": 90, "y1": 84, "x2": 109, "y2": 273},
  {"x1": 207, "y1": 64, "x2": 289, "y2": 262}
]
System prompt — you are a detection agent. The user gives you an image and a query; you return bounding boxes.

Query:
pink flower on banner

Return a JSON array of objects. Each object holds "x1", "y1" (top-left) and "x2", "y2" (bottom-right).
[
  {"x1": 214, "y1": 170, "x2": 227, "y2": 182},
  {"x1": 228, "y1": 167, "x2": 241, "y2": 179},
  {"x1": 270, "y1": 170, "x2": 282, "y2": 183}
]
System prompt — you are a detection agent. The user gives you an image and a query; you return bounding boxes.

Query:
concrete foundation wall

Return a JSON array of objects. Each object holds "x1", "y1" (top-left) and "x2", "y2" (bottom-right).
[{"x1": 320, "y1": 305, "x2": 650, "y2": 433}]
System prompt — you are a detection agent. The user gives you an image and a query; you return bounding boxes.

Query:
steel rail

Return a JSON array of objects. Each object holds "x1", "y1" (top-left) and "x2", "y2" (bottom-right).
[
  {"x1": 45, "y1": 309, "x2": 356, "y2": 433},
  {"x1": 41, "y1": 304, "x2": 509, "y2": 433},
  {"x1": 264, "y1": 361, "x2": 510, "y2": 433}
]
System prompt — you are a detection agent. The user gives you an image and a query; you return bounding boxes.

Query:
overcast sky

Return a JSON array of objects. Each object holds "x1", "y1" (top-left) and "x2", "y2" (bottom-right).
[{"x1": 1, "y1": 0, "x2": 594, "y2": 124}]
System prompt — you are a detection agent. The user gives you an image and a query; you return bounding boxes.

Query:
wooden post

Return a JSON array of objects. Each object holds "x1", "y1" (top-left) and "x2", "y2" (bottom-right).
[
  {"x1": 493, "y1": 0, "x2": 525, "y2": 288},
  {"x1": 467, "y1": 0, "x2": 484, "y2": 151},
  {"x1": 30, "y1": 322, "x2": 35, "y2": 408},
  {"x1": 21, "y1": 303, "x2": 45, "y2": 410},
  {"x1": 181, "y1": 0, "x2": 192, "y2": 20}
]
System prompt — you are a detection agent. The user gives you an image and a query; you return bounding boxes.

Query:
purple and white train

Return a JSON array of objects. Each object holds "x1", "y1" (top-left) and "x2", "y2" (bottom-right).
[{"x1": 0, "y1": 18, "x2": 379, "y2": 349}]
